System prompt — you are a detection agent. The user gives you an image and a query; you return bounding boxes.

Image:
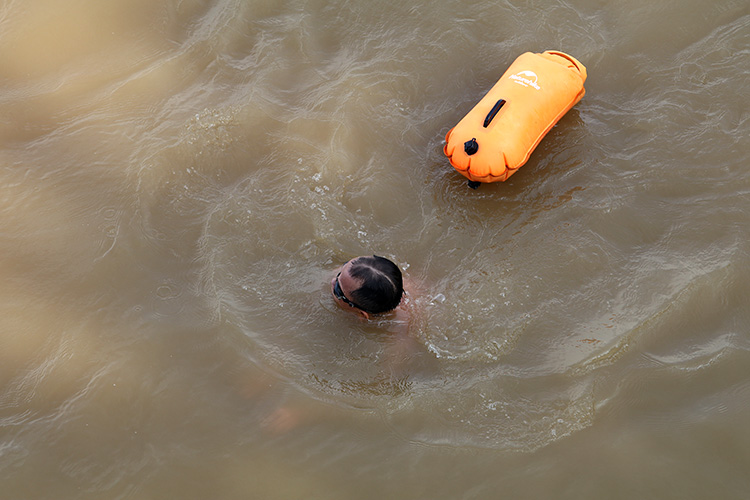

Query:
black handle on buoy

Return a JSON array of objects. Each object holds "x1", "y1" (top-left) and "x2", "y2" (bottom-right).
[
  {"x1": 467, "y1": 180, "x2": 482, "y2": 189},
  {"x1": 464, "y1": 138, "x2": 479, "y2": 155},
  {"x1": 483, "y1": 99, "x2": 506, "y2": 128}
]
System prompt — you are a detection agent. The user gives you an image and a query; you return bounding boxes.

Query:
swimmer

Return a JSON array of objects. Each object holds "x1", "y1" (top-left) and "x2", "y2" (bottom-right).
[
  {"x1": 241, "y1": 257, "x2": 418, "y2": 436},
  {"x1": 331, "y1": 255, "x2": 404, "y2": 320},
  {"x1": 331, "y1": 255, "x2": 436, "y2": 376}
]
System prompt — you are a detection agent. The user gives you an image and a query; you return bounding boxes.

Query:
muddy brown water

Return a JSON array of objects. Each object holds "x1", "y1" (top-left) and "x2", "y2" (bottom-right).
[{"x1": 1, "y1": 0, "x2": 749, "y2": 498}]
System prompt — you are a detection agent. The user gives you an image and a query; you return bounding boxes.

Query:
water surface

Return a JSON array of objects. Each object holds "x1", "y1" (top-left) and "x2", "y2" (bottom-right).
[{"x1": 1, "y1": 0, "x2": 749, "y2": 498}]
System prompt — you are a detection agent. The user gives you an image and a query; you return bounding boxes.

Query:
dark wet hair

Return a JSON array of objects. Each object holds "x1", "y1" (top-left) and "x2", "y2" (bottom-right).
[{"x1": 347, "y1": 255, "x2": 403, "y2": 314}]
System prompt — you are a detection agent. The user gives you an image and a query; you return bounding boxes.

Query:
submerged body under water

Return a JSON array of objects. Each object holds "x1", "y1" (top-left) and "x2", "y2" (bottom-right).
[{"x1": 1, "y1": 0, "x2": 749, "y2": 498}]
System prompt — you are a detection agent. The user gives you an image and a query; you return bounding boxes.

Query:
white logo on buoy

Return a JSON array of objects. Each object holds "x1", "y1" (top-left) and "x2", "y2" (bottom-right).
[{"x1": 509, "y1": 70, "x2": 540, "y2": 90}]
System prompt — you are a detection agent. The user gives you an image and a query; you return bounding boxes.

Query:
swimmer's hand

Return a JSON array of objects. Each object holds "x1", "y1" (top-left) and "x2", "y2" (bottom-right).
[{"x1": 262, "y1": 406, "x2": 301, "y2": 435}]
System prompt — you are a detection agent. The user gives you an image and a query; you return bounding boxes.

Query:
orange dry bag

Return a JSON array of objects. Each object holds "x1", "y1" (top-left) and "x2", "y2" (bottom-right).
[{"x1": 444, "y1": 50, "x2": 587, "y2": 185}]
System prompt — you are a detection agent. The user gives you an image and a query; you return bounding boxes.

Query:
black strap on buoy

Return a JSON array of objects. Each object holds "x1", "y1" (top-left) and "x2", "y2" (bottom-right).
[
  {"x1": 464, "y1": 138, "x2": 479, "y2": 155},
  {"x1": 467, "y1": 180, "x2": 481, "y2": 189},
  {"x1": 483, "y1": 99, "x2": 506, "y2": 128}
]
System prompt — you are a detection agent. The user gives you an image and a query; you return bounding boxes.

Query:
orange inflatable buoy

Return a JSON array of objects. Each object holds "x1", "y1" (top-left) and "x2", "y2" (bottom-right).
[{"x1": 443, "y1": 50, "x2": 587, "y2": 186}]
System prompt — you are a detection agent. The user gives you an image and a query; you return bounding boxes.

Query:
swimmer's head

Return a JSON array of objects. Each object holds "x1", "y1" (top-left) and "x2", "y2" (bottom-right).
[{"x1": 331, "y1": 255, "x2": 403, "y2": 318}]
